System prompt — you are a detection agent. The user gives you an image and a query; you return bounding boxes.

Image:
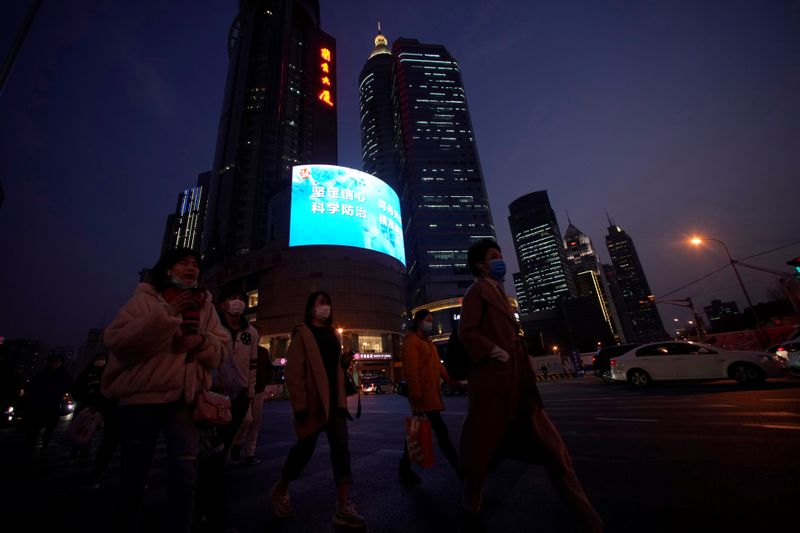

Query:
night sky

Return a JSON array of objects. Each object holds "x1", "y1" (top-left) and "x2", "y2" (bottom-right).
[{"x1": 1, "y1": 1, "x2": 798, "y2": 347}]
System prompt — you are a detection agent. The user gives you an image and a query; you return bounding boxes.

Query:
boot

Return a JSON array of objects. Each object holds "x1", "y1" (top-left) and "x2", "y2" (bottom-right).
[{"x1": 398, "y1": 458, "x2": 421, "y2": 486}]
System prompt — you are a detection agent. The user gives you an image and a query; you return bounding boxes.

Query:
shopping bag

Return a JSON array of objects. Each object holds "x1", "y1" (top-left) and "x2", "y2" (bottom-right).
[
  {"x1": 62, "y1": 408, "x2": 103, "y2": 448},
  {"x1": 405, "y1": 415, "x2": 435, "y2": 468}
]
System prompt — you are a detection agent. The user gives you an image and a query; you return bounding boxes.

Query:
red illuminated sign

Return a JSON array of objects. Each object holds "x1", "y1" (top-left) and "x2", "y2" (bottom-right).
[{"x1": 318, "y1": 47, "x2": 334, "y2": 107}]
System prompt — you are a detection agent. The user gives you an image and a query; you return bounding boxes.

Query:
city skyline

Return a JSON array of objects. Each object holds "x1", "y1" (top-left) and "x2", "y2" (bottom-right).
[{"x1": 1, "y1": 1, "x2": 798, "y2": 346}]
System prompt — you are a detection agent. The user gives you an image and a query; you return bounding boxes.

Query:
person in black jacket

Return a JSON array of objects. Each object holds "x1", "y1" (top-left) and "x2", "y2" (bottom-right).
[
  {"x1": 23, "y1": 354, "x2": 71, "y2": 457},
  {"x1": 71, "y1": 352, "x2": 119, "y2": 485}
]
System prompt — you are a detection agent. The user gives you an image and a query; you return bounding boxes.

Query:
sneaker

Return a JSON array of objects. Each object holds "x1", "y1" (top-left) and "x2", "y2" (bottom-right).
[
  {"x1": 230, "y1": 444, "x2": 242, "y2": 464},
  {"x1": 270, "y1": 481, "x2": 292, "y2": 518},
  {"x1": 333, "y1": 500, "x2": 366, "y2": 528},
  {"x1": 243, "y1": 455, "x2": 261, "y2": 466}
]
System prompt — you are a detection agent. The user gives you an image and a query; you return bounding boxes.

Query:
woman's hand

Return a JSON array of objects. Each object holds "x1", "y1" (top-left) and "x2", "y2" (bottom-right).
[
  {"x1": 173, "y1": 334, "x2": 204, "y2": 353},
  {"x1": 166, "y1": 291, "x2": 198, "y2": 315}
]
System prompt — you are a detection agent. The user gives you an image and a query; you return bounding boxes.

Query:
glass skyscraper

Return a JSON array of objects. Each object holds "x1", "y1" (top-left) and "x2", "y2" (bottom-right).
[
  {"x1": 509, "y1": 191, "x2": 575, "y2": 316},
  {"x1": 203, "y1": 0, "x2": 337, "y2": 265},
  {"x1": 605, "y1": 217, "x2": 668, "y2": 342}
]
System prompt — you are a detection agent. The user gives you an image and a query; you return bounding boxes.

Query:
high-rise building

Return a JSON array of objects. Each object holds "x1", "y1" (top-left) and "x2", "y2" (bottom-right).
[
  {"x1": 199, "y1": 4, "x2": 405, "y2": 376},
  {"x1": 357, "y1": 35, "x2": 495, "y2": 340},
  {"x1": 704, "y1": 299, "x2": 744, "y2": 332},
  {"x1": 564, "y1": 221, "x2": 623, "y2": 341},
  {"x1": 161, "y1": 172, "x2": 211, "y2": 254},
  {"x1": 509, "y1": 191, "x2": 574, "y2": 316},
  {"x1": 203, "y1": 0, "x2": 338, "y2": 264},
  {"x1": 605, "y1": 216, "x2": 667, "y2": 342},
  {"x1": 358, "y1": 24, "x2": 397, "y2": 190}
]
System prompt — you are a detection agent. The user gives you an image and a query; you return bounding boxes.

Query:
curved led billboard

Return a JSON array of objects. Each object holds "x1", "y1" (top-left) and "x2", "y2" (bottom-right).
[{"x1": 289, "y1": 165, "x2": 406, "y2": 266}]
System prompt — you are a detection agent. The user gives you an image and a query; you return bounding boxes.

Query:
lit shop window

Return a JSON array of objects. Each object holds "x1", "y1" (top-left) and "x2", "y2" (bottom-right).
[
  {"x1": 360, "y1": 335, "x2": 383, "y2": 352},
  {"x1": 247, "y1": 290, "x2": 259, "y2": 308}
]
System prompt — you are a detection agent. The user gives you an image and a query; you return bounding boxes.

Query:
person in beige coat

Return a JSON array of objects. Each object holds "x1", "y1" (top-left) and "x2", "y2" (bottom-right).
[
  {"x1": 101, "y1": 248, "x2": 229, "y2": 533},
  {"x1": 269, "y1": 291, "x2": 365, "y2": 529},
  {"x1": 399, "y1": 308, "x2": 460, "y2": 485},
  {"x1": 458, "y1": 239, "x2": 602, "y2": 533}
]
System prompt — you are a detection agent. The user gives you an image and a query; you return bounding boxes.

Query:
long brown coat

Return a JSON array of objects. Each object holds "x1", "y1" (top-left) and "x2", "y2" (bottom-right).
[
  {"x1": 285, "y1": 323, "x2": 349, "y2": 439},
  {"x1": 402, "y1": 330, "x2": 451, "y2": 412}
]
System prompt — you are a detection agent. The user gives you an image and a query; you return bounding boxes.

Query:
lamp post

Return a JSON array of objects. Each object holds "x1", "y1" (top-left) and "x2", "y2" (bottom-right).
[{"x1": 690, "y1": 237, "x2": 762, "y2": 330}]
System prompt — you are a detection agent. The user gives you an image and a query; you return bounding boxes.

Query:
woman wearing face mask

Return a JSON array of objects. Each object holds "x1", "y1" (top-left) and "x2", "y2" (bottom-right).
[
  {"x1": 457, "y1": 239, "x2": 602, "y2": 533},
  {"x1": 101, "y1": 248, "x2": 229, "y2": 533},
  {"x1": 398, "y1": 308, "x2": 460, "y2": 486},
  {"x1": 270, "y1": 291, "x2": 366, "y2": 529}
]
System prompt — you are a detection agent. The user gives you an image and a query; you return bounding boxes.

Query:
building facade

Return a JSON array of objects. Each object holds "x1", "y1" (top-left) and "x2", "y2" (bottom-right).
[
  {"x1": 200, "y1": 2, "x2": 405, "y2": 377},
  {"x1": 605, "y1": 217, "x2": 667, "y2": 342},
  {"x1": 564, "y1": 221, "x2": 623, "y2": 342},
  {"x1": 161, "y1": 172, "x2": 211, "y2": 254},
  {"x1": 508, "y1": 191, "x2": 575, "y2": 317}
]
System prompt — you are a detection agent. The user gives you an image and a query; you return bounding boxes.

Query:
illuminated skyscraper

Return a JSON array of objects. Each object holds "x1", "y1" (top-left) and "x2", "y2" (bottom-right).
[
  {"x1": 203, "y1": 0, "x2": 337, "y2": 264},
  {"x1": 161, "y1": 172, "x2": 211, "y2": 254},
  {"x1": 509, "y1": 191, "x2": 575, "y2": 316},
  {"x1": 605, "y1": 217, "x2": 668, "y2": 342},
  {"x1": 358, "y1": 24, "x2": 397, "y2": 190},
  {"x1": 564, "y1": 221, "x2": 623, "y2": 341}
]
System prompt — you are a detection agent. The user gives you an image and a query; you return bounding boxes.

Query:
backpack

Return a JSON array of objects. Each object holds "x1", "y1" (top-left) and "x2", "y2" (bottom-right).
[{"x1": 443, "y1": 323, "x2": 471, "y2": 381}]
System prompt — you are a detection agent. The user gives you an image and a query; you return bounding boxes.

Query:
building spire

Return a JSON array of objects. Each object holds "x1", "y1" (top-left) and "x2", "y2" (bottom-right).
[{"x1": 369, "y1": 21, "x2": 391, "y2": 59}]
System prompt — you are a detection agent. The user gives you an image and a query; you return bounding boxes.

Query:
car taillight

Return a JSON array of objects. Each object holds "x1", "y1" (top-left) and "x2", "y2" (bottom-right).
[
  {"x1": 592, "y1": 357, "x2": 596, "y2": 363},
  {"x1": 610, "y1": 360, "x2": 616, "y2": 366}
]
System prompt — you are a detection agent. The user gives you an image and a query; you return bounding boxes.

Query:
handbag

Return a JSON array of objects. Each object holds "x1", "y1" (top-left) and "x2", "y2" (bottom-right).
[
  {"x1": 405, "y1": 415, "x2": 435, "y2": 468},
  {"x1": 193, "y1": 389, "x2": 232, "y2": 426},
  {"x1": 62, "y1": 408, "x2": 103, "y2": 448}
]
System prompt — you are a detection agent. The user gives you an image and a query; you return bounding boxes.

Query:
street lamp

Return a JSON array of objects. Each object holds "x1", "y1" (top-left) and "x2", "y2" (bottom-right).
[{"x1": 689, "y1": 236, "x2": 761, "y2": 329}]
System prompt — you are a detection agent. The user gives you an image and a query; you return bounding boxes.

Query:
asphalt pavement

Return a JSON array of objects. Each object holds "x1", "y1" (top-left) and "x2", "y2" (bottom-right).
[{"x1": 2, "y1": 375, "x2": 799, "y2": 532}]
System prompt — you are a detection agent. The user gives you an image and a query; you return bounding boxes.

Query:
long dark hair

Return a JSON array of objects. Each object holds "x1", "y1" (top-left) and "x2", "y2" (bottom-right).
[
  {"x1": 149, "y1": 248, "x2": 202, "y2": 292},
  {"x1": 304, "y1": 291, "x2": 333, "y2": 327},
  {"x1": 409, "y1": 309, "x2": 431, "y2": 332}
]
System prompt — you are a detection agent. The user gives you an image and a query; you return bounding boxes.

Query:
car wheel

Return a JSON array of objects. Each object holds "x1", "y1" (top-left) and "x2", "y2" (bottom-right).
[
  {"x1": 601, "y1": 371, "x2": 614, "y2": 384},
  {"x1": 730, "y1": 362, "x2": 765, "y2": 384},
  {"x1": 441, "y1": 382, "x2": 454, "y2": 396},
  {"x1": 628, "y1": 368, "x2": 651, "y2": 387}
]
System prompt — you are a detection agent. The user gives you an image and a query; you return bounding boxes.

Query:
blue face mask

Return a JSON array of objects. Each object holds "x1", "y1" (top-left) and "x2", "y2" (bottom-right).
[{"x1": 488, "y1": 259, "x2": 506, "y2": 281}]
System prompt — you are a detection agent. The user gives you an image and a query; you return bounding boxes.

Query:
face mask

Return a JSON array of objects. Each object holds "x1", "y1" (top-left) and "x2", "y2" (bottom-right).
[
  {"x1": 314, "y1": 305, "x2": 331, "y2": 321},
  {"x1": 422, "y1": 322, "x2": 434, "y2": 334},
  {"x1": 488, "y1": 259, "x2": 506, "y2": 281},
  {"x1": 226, "y1": 299, "x2": 246, "y2": 315},
  {"x1": 168, "y1": 275, "x2": 198, "y2": 290},
  {"x1": 94, "y1": 360, "x2": 107, "y2": 368}
]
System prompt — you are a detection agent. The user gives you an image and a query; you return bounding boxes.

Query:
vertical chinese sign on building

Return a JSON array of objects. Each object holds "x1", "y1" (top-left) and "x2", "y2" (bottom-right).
[{"x1": 318, "y1": 46, "x2": 334, "y2": 107}]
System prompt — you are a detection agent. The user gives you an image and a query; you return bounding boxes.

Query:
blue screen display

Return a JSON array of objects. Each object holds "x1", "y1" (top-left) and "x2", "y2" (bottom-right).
[{"x1": 289, "y1": 165, "x2": 406, "y2": 266}]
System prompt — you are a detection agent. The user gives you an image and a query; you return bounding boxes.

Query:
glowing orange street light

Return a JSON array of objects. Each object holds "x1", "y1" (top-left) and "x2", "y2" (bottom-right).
[{"x1": 689, "y1": 235, "x2": 761, "y2": 330}]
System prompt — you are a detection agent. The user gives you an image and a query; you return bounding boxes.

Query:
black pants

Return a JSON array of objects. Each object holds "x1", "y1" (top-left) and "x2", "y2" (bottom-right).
[
  {"x1": 194, "y1": 395, "x2": 251, "y2": 532},
  {"x1": 281, "y1": 409, "x2": 352, "y2": 486},
  {"x1": 402, "y1": 410, "x2": 459, "y2": 472}
]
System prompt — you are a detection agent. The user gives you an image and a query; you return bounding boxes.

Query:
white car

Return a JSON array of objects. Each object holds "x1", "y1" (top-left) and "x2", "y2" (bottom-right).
[{"x1": 610, "y1": 341, "x2": 787, "y2": 387}]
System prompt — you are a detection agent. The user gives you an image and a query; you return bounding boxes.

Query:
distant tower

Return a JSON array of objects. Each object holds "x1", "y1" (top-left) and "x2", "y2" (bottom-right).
[
  {"x1": 564, "y1": 220, "x2": 623, "y2": 342},
  {"x1": 358, "y1": 22, "x2": 397, "y2": 190},
  {"x1": 508, "y1": 191, "x2": 575, "y2": 316},
  {"x1": 605, "y1": 216, "x2": 667, "y2": 342},
  {"x1": 162, "y1": 172, "x2": 211, "y2": 254}
]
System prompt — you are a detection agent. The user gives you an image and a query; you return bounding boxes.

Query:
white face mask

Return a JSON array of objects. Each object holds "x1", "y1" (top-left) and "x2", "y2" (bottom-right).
[
  {"x1": 225, "y1": 299, "x2": 246, "y2": 315},
  {"x1": 422, "y1": 321, "x2": 434, "y2": 334},
  {"x1": 94, "y1": 360, "x2": 107, "y2": 368},
  {"x1": 313, "y1": 305, "x2": 331, "y2": 321}
]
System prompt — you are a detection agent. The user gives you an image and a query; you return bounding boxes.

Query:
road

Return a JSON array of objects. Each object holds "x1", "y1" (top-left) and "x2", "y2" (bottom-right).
[{"x1": 1, "y1": 376, "x2": 798, "y2": 532}]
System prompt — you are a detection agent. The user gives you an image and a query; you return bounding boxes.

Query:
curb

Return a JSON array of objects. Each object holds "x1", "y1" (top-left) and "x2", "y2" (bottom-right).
[{"x1": 536, "y1": 372, "x2": 579, "y2": 382}]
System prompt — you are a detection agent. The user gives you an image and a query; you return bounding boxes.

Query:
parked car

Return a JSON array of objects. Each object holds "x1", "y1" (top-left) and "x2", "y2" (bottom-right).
[
  {"x1": 610, "y1": 341, "x2": 787, "y2": 387},
  {"x1": 360, "y1": 376, "x2": 395, "y2": 394},
  {"x1": 767, "y1": 341, "x2": 800, "y2": 377},
  {"x1": 592, "y1": 344, "x2": 640, "y2": 383}
]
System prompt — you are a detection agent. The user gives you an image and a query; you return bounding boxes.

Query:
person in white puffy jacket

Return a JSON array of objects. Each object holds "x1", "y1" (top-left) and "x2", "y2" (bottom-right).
[{"x1": 101, "y1": 248, "x2": 229, "y2": 533}]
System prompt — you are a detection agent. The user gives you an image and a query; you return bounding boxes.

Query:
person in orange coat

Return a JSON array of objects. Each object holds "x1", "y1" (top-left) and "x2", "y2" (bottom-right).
[
  {"x1": 458, "y1": 239, "x2": 602, "y2": 533},
  {"x1": 399, "y1": 309, "x2": 461, "y2": 485}
]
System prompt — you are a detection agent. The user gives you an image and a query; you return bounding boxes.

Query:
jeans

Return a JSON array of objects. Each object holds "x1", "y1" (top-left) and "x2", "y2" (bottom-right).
[
  {"x1": 115, "y1": 402, "x2": 199, "y2": 533},
  {"x1": 234, "y1": 390, "x2": 265, "y2": 456},
  {"x1": 281, "y1": 409, "x2": 352, "y2": 486}
]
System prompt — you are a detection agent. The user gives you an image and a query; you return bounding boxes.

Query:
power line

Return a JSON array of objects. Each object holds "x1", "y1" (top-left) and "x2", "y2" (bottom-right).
[
  {"x1": 739, "y1": 240, "x2": 800, "y2": 261},
  {"x1": 656, "y1": 264, "x2": 730, "y2": 300},
  {"x1": 736, "y1": 261, "x2": 792, "y2": 278}
]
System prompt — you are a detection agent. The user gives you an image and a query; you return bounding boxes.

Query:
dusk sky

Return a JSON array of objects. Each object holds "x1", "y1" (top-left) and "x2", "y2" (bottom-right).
[{"x1": 1, "y1": 1, "x2": 798, "y2": 347}]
